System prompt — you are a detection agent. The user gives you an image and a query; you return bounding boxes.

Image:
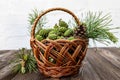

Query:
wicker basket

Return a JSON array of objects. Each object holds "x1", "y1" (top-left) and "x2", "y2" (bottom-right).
[{"x1": 30, "y1": 8, "x2": 88, "y2": 78}]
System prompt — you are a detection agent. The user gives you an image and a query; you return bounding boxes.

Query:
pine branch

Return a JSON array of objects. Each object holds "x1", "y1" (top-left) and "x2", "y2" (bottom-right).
[
  {"x1": 28, "y1": 9, "x2": 47, "y2": 35},
  {"x1": 12, "y1": 48, "x2": 37, "y2": 74},
  {"x1": 81, "y1": 11, "x2": 119, "y2": 45}
]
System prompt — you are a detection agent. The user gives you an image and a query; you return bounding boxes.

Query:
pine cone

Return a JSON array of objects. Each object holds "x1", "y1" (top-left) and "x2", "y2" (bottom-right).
[
  {"x1": 74, "y1": 24, "x2": 87, "y2": 39},
  {"x1": 48, "y1": 34, "x2": 57, "y2": 40},
  {"x1": 36, "y1": 35, "x2": 43, "y2": 41},
  {"x1": 64, "y1": 29, "x2": 73, "y2": 37},
  {"x1": 59, "y1": 27, "x2": 68, "y2": 33},
  {"x1": 59, "y1": 19, "x2": 68, "y2": 28}
]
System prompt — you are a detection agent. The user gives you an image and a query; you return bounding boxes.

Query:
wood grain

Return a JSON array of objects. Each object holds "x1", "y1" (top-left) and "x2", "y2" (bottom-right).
[{"x1": 0, "y1": 48, "x2": 120, "y2": 80}]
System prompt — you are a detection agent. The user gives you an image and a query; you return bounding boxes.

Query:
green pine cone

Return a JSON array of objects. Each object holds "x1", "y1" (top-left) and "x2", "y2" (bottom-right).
[
  {"x1": 48, "y1": 34, "x2": 57, "y2": 40},
  {"x1": 49, "y1": 29, "x2": 61, "y2": 36},
  {"x1": 64, "y1": 29, "x2": 73, "y2": 37},
  {"x1": 59, "y1": 19, "x2": 68, "y2": 28},
  {"x1": 46, "y1": 29, "x2": 52, "y2": 34},
  {"x1": 46, "y1": 28, "x2": 53, "y2": 37},
  {"x1": 57, "y1": 36, "x2": 64, "y2": 39},
  {"x1": 23, "y1": 54, "x2": 28, "y2": 61},
  {"x1": 49, "y1": 30, "x2": 57, "y2": 35},
  {"x1": 55, "y1": 29, "x2": 61, "y2": 36},
  {"x1": 59, "y1": 27, "x2": 68, "y2": 33},
  {"x1": 39, "y1": 29, "x2": 50, "y2": 38},
  {"x1": 67, "y1": 36, "x2": 75, "y2": 40},
  {"x1": 35, "y1": 35, "x2": 43, "y2": 41},
  {"x1": 54, "y1": 24, "x2": 59, "y2": 28},
  {"x1": 39, "y1": 29, "x2": 46, "y2": 37},
  {"x1": 21, "y1": 67, "x2": 26, "y2": 74}
]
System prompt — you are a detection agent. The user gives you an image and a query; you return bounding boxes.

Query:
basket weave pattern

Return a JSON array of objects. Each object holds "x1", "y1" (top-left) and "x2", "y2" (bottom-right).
[{"x1": 30, "y1": 8, "x2": 88, "y2": 77}]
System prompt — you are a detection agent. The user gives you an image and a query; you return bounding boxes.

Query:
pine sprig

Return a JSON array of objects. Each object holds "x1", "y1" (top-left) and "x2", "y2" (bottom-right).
[
  {"x1": 13, "y1": 48, "x2": 37, "y2": 74},
  {"x1": 82, "y1": 11, "x2": 119, "y2": 45},
  {"x1": 28, "y1": 9, "x2": 47, "y2": 35}
]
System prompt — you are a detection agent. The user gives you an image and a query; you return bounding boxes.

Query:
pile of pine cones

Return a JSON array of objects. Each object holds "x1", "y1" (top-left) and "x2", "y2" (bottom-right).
[{"x1": 35, "y1": 19, "x2": 87, "y2": 41}]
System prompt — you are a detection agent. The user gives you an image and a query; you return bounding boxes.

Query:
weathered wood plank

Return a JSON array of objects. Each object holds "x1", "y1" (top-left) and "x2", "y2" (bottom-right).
[
  {"x1": 0, "y1": 50, "x2": 18, "y2": 80},
  {"x1": 102, "y1": 48, "x2": 120, "y2": 58},
  {"x1": 0, "y1": 48, "x2": 120, "y2": 80},
  {"x1": 79, "y1": 59, "x2": 101, "y2": 80},
  {"x1": 87, "y1": 48, "x2": 120, "y2": 80},
  {"x1": 0, "y1": 63, "x2": 17, "y2": 80},
  {"x1": 0, "y1": 50, "x2": 17, "y2": 69}
]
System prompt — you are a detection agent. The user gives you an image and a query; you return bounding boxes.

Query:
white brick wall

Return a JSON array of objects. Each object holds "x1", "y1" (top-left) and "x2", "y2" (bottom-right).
[{"x1": 0, "y1": 0, "x2": 120, "y2": 50}]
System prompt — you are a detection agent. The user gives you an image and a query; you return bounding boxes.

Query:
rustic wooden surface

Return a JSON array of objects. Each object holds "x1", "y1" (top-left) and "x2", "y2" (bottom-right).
[{"x1": 0, "y1": 48, "x2": 120, "y2": 80}]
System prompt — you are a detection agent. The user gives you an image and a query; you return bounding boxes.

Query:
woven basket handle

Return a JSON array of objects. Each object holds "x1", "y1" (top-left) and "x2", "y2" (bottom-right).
[{"x1": 31, "y1": 8, "x2": 81, "y2": 38}]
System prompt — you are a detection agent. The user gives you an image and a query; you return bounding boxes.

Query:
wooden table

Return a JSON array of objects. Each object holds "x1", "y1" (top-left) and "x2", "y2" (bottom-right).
[{"x1": 0, "y1": 48, "x2": 120, "y2": 80}]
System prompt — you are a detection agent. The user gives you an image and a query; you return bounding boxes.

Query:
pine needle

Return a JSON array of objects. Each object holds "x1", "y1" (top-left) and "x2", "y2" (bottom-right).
[
  {"x1": 28, "y1": 9, "x2": 47, "y2": 35},
  {"x1": 12, "y1": 48, "x2": 37, "y2": 74},
  {"x1": 82, "y1": 11, "x2": 119, "y2": 44}
]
